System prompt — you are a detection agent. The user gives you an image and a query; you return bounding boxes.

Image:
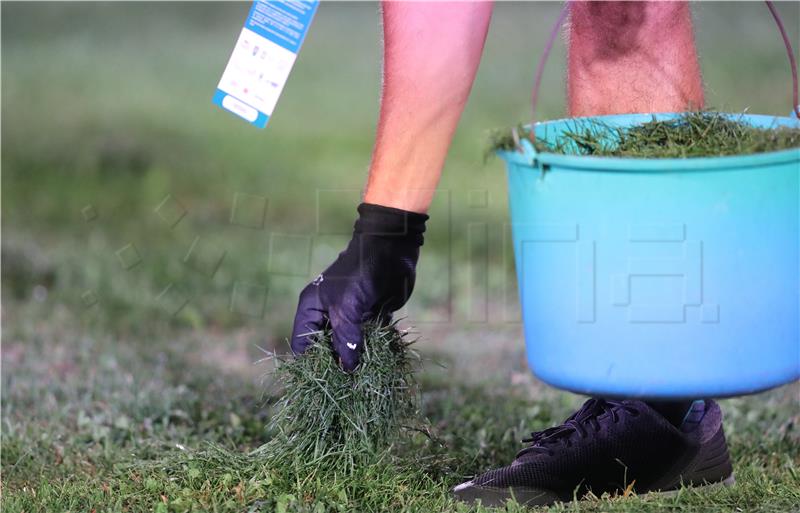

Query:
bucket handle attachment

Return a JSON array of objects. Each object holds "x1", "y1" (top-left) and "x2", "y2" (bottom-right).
[
  {"x1": 512, "y1": 125, "x2": 537, "y2": 156},
  {"x1": 525, "y1": 0, "x2": 800, "y2": 148}
]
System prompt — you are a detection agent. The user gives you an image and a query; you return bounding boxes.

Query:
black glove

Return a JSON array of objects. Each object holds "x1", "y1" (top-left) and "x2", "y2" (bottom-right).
[{"x1": 290, "y1": 203, "x2": 428, "y2": 371}]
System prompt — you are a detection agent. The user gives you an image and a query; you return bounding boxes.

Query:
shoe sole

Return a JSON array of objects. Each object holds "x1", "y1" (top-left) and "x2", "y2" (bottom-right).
[
  {"x1": 657, "y1": 474, "x2": 736, "y2": 497},
  {"x1": 452, "y1": 474, "x2": 735, "y2": 508},
  {"x1": 452, "y1": 481, "x2": 561, "y2": 507}
]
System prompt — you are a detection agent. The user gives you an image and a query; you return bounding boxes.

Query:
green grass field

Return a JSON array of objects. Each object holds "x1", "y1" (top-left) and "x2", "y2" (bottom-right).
[{"x1": 2, "y1": 2, "x2": 799, "y2": 511}]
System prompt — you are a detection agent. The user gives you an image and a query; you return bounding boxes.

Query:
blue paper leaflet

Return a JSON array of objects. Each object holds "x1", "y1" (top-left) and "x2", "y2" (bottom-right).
[{"x1": 213, "y1": 0, "x2": 319, "y2": 128}]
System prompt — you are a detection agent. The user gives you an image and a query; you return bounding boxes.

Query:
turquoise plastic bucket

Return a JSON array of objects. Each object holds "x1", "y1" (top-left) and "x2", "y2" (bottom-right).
[{"x1": 499, "y1": 113, "x2": 800, "y2": 399}]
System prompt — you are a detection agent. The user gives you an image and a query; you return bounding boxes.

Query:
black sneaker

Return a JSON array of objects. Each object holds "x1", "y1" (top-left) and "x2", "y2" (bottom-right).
[{"x1": 453, "y1": 398, "x2": 734, "y2": 507}]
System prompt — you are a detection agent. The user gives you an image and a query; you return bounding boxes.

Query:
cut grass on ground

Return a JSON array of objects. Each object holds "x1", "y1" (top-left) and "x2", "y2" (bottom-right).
[{"x1": 3, "y1": 302, "x2": 799, "y2": 512}]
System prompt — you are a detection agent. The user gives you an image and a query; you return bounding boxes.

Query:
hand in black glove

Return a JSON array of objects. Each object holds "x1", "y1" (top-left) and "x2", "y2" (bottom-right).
[{"x1": 290, "y1": 203, "x2": 428, "y2": 371}]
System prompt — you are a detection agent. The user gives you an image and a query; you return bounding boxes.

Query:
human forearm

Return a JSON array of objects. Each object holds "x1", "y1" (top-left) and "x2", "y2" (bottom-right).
[
  {"x1": 364, "y1": 1, "x2": 493, "y2": 214},
  {"x1": 292, "y1": 1, "x2": 492, "y2": 368},
  {"x1": 568, "y1": 1, "x2": 704, "y2": 116}
]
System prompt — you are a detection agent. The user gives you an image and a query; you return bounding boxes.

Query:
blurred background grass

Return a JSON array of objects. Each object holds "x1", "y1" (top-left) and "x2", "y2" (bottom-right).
[
  {"x1": 2, "y1": 2, "x2": 800, "y2": 341},
  {"x1": 3, "y1": 1, "x2": 798, "y2": 342},
  {"x1": 2, "y1": 3, "x2": 799, "y2": 511}
]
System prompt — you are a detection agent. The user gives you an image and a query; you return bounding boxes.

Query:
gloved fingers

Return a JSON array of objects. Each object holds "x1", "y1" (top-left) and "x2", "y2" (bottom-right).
[
  {"x1": 290, "y1": 282, "x2": 327, "y2": 356},
  {"x1": 380, "y1": 274, "x2": 415, "y2": 313},
  {"x1": 329, "y1": 311, "x2": 364, "y2": 372}
]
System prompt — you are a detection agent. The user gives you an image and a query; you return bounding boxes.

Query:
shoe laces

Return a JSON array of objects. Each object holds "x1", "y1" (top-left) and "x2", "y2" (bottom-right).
[{"x1": 517, "y1": 398, "x2": 640, "y2": 457}]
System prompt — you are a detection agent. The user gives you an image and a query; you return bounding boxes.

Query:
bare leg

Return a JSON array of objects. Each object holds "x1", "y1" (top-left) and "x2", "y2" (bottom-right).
[
  {"x1": 363, "y1": 1, "x2": 494, "y2": 214},
  {"x1": 568, "y1": 1, "x2": 704, "y2": 116}
]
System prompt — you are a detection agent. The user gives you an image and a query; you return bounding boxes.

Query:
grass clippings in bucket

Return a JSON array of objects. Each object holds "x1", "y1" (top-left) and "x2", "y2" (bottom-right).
[{"x1": 488, "y1": 111, "x2": 800, "y2": 158}]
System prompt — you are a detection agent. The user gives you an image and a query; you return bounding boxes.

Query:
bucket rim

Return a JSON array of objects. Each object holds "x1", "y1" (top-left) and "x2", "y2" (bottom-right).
[{"x1": 498, "y1": 112, "x2": 800, "y2": 173}]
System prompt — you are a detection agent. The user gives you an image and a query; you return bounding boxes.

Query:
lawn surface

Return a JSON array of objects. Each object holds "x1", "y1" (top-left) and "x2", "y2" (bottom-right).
[{"x1": 2, "y1": 2, "x2": 799, "y2": 512}]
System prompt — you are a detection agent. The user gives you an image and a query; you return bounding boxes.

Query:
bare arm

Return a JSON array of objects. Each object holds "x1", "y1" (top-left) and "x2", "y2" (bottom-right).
[
  {"x1": 363, "y1": 1, "x2": 494, "y2": 214},
  {"x1": 568, "y1": 1, "x2": 704, "y2": 116},
  {"x1": 291, "y1": 2, "x2": 492, "y2": 368}
]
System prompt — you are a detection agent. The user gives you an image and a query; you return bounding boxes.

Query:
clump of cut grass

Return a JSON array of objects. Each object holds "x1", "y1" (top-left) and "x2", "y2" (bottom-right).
[
  {"x1": 254, "y1": 322, "x2": 423, "y2": 474},
  {"x1": 488, "y1": 111, "x2": 800, "y2": 158},
  {"x1": 125, "y1": 323, "x2": 440, "y2": 510}
]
